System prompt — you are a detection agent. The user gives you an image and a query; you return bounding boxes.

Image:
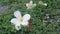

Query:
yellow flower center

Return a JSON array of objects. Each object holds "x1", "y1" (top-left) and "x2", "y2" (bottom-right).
[
  {"x1": 29, "y1": 4, "x2": 33, "y2": 8},
  {"x1": 18, "y1": 18, "x2": 23, "y2": 23}
]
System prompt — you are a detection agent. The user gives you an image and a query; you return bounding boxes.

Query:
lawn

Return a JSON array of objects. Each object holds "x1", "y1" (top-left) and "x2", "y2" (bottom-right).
[{"x1": 0, "y1": 0, "x2": 60, "y2": 34}]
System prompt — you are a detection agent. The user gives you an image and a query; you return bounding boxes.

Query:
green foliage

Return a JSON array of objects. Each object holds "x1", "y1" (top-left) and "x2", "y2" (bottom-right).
[{"x1": 0, "y1": 0, "x2": 60, "y2": 34}]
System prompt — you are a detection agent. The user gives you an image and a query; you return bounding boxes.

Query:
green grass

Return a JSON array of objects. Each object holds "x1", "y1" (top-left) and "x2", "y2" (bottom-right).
[{"x1": 0, "y1": 0, "x2": 60, "y2": 34}]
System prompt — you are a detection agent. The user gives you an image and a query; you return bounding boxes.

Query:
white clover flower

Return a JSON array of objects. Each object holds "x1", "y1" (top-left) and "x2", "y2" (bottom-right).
[
  {"x1": 39, "y1": 1, "x2": 47, "y2": 6},
  {"x1": 26, "y1": 1, "x2": 36, "y2": 9},
  {"x1": 10, "y1": 11, "x2": 30, "y2": 30}
]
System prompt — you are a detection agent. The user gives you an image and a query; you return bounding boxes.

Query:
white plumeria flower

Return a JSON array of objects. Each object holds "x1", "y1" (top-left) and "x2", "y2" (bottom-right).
[
  {"x1": 26, "y1": 1, "x2": 36, "y2": 9},
  {"x1": 39, "y1": 1, "x2": 47, "y2": 6},
  {"x1": 10, "y1": 11, "x2": 30, "y2": 30}
]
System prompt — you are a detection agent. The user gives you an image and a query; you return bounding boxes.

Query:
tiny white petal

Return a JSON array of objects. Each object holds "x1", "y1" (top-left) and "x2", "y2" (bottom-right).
[
  {"x1": 21, "y1": 21, "x2": 28, "y2": 26},
  {"x1": 34, "y1": 4, "x2": 36, "y2": 7},
  {"x1": 23, "y1": 14, "x2": 30, "y2": 21},
  {"x1": 15, "y1": 25, "x2": 21, "y2": 30},
  {"x1": 14, "y1": 11, "x2": 21, "y2": 18},
  {"x1": 44, "y1": 3, "x2": 47, "y2": 6},
  {"x1": 30, "y1": 1, "x2": 33, "y2": 4},
  {"x1": 26, "y1": 3, "x2": 29, "y2": 7}
]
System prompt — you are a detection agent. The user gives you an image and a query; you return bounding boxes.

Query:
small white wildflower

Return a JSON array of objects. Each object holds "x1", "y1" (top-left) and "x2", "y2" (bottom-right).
[
  {"x1": 10, "y1": 11, "x2": 30, "y2": 30},
  {"x1": 26, "y1": 1, "x2": 36, "y2": 9},
  {"x1": 39, "y1": 1, "x2": 44, "y2": 5},
  {"x1": 39, "y1": 1, "x2": 47, "y2": 6}
]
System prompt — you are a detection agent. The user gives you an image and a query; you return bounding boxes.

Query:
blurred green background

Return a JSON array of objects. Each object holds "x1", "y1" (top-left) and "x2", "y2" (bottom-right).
[{"x1": 0, "y1": 0, "x2": 60, "y2": 34}]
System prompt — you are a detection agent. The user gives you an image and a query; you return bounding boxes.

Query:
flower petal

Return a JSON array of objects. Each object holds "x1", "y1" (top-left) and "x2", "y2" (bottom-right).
[
  {"x1": 26, "y1": 3, "x2": 29, "y2": 7},
  {"x1": 30, "y1": 1, "x2": 33, "y2": 4},
  {"x1": 23, "y1": 14, "x2": 30, "y2": 21},
  {"x1": 26, "y1": 3, "x2": 30, "y2": 9},
  {"x1": 14, "y1": 11, "x2": 21, "y2": 18},
  {"x1": 21, "y1": 21, "x2": 29, "y2": 26},
  {"x1": 34, "y1": 4, "x2": 36, "y2": 7},
  {"x1": 15, "y1": 25, "x2": 21, "y2": 30},
  {"x1": 10, "y1": 18, "x2": 17, "y2": 24},
  {"x1": 44, "y1": 3, "x2": 47, "y2": 6},
  {"x1": 10, "y1": 18, "x2": 20, "y2": 26}
]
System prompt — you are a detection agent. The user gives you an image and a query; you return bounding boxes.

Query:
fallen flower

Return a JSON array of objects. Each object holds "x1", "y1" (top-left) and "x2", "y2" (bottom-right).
[{"x1": 10, "y1": 11, "x2": 30, "y2": 30}]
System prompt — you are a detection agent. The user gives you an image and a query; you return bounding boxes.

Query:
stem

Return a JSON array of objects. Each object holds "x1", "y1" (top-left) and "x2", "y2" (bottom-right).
[{"x1": 26, "y1": 19, "x2": 32, "y2": 32}]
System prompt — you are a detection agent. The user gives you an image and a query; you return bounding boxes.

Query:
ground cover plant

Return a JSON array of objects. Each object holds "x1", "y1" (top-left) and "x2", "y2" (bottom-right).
[{"x1": 0, "y1": 0, "x2": 60, "y2": 34}]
